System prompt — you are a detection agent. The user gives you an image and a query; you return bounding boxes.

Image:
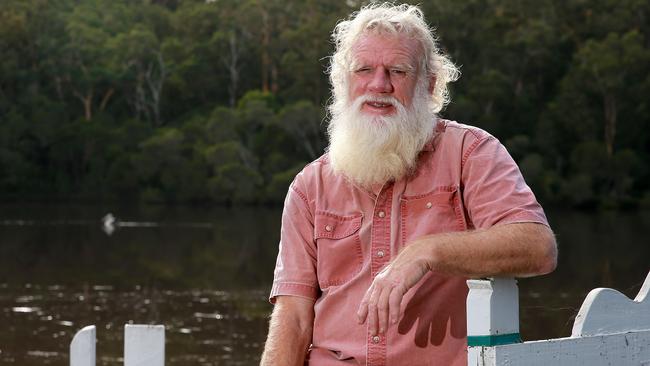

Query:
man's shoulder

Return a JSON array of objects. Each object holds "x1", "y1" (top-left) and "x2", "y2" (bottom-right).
[
  {"x1": 290, "y1": 153, "x2": 336, "y2": 193},
  {"x1": 298, "y1": 153, "x2": 331, "y2": 178},
  {"x1": 437, "y1": 119, "x2": 493, "y2": 142}
]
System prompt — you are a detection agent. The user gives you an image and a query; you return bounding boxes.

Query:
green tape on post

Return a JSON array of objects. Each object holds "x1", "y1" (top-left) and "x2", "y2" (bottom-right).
[{"x1": 467, "y1": 333, "x2": 521, "y2": 347}]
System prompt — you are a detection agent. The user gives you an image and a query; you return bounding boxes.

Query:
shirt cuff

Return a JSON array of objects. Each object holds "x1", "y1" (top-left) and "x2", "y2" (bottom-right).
[
  {"x1": 497, "y1": 210, "x2": 549, "y2": 227},
  {"x1": 269, "y1": 282, "x2": 319, "y2": 304}
]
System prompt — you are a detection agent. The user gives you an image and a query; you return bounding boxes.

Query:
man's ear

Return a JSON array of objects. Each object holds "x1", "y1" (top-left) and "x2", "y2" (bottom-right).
[{"x1": 428, "y1": 74, "x2": 437, "y2": 94}]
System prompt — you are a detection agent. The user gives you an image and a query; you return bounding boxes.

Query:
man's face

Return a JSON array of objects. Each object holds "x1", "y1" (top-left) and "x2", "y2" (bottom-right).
[
  {"x1": 328, "y1": 33, "x2": 436, "y2": 188},
  {"x1": 348, "y1": 33, "x2": 421, "y2": 116}
]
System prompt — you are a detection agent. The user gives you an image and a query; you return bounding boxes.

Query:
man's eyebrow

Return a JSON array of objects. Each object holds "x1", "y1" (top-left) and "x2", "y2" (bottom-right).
[
  {"x1": 391, "y1": 63, "x2": 416, "y2": 72},
  {"x1": 349, "y1": 60, "x2": 416, "y2": 72},
  {"x1": 349, "y1": 59, "x2": 366, "y2": 70}
]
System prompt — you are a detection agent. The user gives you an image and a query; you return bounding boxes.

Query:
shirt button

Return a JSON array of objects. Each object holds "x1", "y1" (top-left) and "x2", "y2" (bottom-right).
[
  {"x1": 376, "y1": 250, "x2": 385, "y2": 258},
  {"x1": 372, "y1": 335, "x2": 381, "y2": 344},
  {"x1": 377, "y1": 211, "x2": 385, "y2": 218},
  {"x1": 325, "y1": 225, "x2": 332, "y2": 232},
  {"x1": 425, "y1": 202, "x2": 433, "y2": 209}
]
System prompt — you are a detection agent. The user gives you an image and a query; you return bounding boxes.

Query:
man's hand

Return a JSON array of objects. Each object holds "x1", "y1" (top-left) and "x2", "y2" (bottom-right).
[
  {"x1": 356, "y1": 241, "x2": 431, "y2": 336},
  {"x1": 356, "y1": 223, "x2": 557, "y2": 336}
]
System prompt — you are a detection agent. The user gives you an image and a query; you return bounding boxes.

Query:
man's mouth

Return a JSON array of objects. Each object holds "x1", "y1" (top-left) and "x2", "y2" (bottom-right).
[
  {"x1": 366, "y1": 101, "x2": 392, "y2": 108},
  {"x1": 362, "y1": 100, "x2": 395, "y2": 115}
]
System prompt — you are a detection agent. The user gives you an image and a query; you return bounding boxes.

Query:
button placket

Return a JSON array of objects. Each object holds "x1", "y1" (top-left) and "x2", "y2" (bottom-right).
[
  {"x1": 371, "y1": 186, "x2": 392, "y2": 276},
  {"x1": 367, "y1": 332, "x2": 386, "y2": 366},
  {"x1": 368, "y1": 186, "x2": 392, "y2": 366}
]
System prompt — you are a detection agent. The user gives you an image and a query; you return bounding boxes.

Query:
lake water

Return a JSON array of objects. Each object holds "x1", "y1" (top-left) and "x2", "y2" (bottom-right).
[{"x1": 0, "y1": 203, "x2": 648, "y2": 365}]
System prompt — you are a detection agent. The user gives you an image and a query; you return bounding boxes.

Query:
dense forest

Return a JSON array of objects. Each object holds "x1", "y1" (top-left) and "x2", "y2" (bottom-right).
[{"x1": 1, "y1": 0, "x2": 649, "y2": 209}]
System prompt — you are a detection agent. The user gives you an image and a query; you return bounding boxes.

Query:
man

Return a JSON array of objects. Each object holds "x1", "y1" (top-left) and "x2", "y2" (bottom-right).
[{"x1": 261, "y1": 3, "x2": 557, "y2": 366}]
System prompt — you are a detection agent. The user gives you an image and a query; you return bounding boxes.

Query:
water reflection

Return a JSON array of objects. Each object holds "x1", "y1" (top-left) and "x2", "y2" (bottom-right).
[
  {"x1": 0, "y1": 204, "x2": 648, "y2": 365},
  {"x1": 518, "y1": 209, "x2": 650, "y2": 341},
  {"x1": 1, "y1": 282, "x2": 271, "y2": 365}
]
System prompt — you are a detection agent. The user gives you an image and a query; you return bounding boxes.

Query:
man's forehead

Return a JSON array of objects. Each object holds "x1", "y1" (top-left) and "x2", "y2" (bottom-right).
[{"x1": 350, "y1": 33, "x2": 420, "y2": 65}]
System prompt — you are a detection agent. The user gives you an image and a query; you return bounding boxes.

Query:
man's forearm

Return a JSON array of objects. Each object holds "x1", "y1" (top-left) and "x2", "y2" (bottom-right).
[
  {"x1": 420, "y1": 222, "x2": 557, "y2": 278},
  {"x1": 260, "y1": 296, "x2": 314, "y2": 366},
  {"x1": 356, "y1": 222, "x2": 557, "y2": 335}
]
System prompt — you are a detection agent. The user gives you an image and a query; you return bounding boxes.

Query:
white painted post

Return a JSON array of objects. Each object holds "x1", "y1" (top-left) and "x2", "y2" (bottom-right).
[
  {"x1": 70, "y1": 325, "x2": 96, "y2": 366},
  {"x1": 467, "y1": 278, "x2": 521, "y2": 365},
  {"x1": 124, "y1": 324, "x2": 165, "y2": 366}
]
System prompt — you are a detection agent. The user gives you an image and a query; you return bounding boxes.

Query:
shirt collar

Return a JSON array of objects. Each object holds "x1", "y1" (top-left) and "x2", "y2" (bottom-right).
[{"x1": 421, "y1": 118, "x2": 445, "y2": 152}]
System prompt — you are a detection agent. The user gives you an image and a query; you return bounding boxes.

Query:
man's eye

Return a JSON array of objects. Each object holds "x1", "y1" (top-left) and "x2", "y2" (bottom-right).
[
  {"x1": 355, "y1": 68, "x2": 371, "y2": 74},
  {"x1": 391, "y1": 69, "x2": 406, "y2": 75}
]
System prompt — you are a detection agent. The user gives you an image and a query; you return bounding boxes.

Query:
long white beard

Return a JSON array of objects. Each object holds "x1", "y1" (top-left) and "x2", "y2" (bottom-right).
[{"x1": 327, "y1": 83, "x2": 436, "y2": 188}]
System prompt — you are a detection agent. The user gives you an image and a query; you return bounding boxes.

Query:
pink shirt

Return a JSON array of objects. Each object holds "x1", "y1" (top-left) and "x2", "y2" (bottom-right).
[{"x1": 270, "y1": 120, "x2": 548, "y2": 365}]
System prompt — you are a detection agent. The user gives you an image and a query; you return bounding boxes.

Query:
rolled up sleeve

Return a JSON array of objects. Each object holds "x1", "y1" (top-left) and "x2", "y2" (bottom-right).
[
  {"x1": 461, "y1": 135, "x2": 548, "y2": 229},
  {"x1": 269, "y1": 179, "x2": 319, "y2": 303}
]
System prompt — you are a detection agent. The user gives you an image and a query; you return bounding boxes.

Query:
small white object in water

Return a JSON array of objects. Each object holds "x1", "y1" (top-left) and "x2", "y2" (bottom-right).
[
  {"x1": 12, "y1": 306, "x2": 40, "y2": 313},
  {"x1": 102, "y1": 213, "x2": 116, "y2": 235}
]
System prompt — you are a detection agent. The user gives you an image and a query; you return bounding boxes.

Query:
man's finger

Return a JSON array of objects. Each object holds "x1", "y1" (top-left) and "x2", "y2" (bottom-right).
[
  {"x1": 367, "y1": 298, "x2": 378, "y2": 336},
  {"x1": 388, "y1": 284, "x2": 405, "y2": 324},
  {"x1": 357, "y1": 288, "x2": 371, "y2": 324},
  {"x1": 366, "y1": 284, "x2": 382, "y2": 335},
  {"x1": 377, "y1": 287, "x2": 391, "y2": 334},
  {"x1": 357, "y1": 297, "x2": 368, "y2": 324}
]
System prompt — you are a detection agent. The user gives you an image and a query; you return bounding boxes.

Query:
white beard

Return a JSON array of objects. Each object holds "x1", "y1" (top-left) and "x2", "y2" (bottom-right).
[{"x1": 327, "y1": 82, "x2": 436, "y2": 188}]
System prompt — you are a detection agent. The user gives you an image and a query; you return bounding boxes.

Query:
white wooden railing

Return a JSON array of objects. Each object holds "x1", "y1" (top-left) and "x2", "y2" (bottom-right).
[
  {"x1": 70, "y1": 324, "x2": 164, "y2": 366},
  {"x1": 467, "y1": 271, "x2": 650, "y2": 365},
  {"x1": 69, "y1": 271, "x2": 650, "y2": 365}
]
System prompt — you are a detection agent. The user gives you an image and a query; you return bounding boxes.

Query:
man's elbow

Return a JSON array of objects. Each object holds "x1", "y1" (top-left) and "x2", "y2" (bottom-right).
[
  {"x1": 273, "y1": 295, "x2": 316, "y2": 337},
  {"x1": 535, "y1": 226, "x2": 557, "y2": 275}
]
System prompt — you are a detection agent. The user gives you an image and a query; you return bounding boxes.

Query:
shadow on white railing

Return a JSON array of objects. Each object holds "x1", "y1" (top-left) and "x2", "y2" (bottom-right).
[
  {"x1": 70, "y1": 324, "x2": 164, "y2": 366},
  {"x1": 70, "y1": 271, "x2": 650, "y2": 366},
  {"x1": 466, "y1": 270, "x2": 650, "y2": 366}
]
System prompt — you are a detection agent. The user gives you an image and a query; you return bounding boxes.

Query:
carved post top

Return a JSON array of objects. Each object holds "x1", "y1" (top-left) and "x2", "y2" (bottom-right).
[
  {"x1": 466, "y1": 277, "x2": 521, "y2": 347},
  {"x1": 70, "y1": 325, "x2": 96, "y2": 366},
  {"x1": 572, "y1": 270, "x2": 650, "y2": 337}
]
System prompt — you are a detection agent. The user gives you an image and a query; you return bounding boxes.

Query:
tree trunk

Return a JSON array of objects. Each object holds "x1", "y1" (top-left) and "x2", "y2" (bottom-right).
[
  {"x1": 271, "y1": 64, "x2": 279, "y2": 94},
  {"x1": 54, "y1": 76, "x2": 64, "y2": 102},
  {"x1": 144, "y1": 51, "x2": 166, "y2": 126},
  {"x1": 223, "y1": 31, "x2": 240, "y2": 108},
  {"x1": 260, "y1": 8, "x2": 270, "y2": 93},
  {"x1": 603, "y1": 93, "x2": 617, "y2": 156},
  {"x1": 99, "y1": 88, "x2": 115, "y2": 112},
  {"x1": 73, "y1": 89, "x2": 94, "y2": 121}
]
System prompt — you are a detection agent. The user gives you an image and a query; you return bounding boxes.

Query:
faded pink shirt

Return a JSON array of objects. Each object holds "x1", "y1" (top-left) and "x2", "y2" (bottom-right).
[{"x1": 270, "y1": 120, "x2": 548, "y2": 366}]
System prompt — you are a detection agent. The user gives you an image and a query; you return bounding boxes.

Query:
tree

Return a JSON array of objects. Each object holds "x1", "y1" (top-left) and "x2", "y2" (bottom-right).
[
  {"x1": 111, "y1": 24, "x2": 169, "y2": 126},
  {"x1": 570, "y1": 31, "x2": 650, "y2": 155},
  {"x1": 276, "y1": 101, "x2": 326, "y2": 160},
  {"x1": 60, "y1": 0, "x2": 129, "y2": 121}
]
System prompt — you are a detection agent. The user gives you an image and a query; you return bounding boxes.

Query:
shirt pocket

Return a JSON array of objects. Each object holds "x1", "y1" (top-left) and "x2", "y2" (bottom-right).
[
  {"x1": 314, "y1": 211, "x2": 363, "y2": 288},
  {"x1": 400, "y1": 186, "x2": 467, "y2": 245}
]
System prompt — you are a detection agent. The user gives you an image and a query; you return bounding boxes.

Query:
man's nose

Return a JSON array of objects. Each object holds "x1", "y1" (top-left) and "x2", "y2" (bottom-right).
[{"x1": 368, "y1": 68, "x2": 393, "y2": 94}]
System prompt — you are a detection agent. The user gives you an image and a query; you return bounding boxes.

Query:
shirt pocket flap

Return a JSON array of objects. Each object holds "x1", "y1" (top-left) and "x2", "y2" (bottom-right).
[
  {"x1": 403, "y1": 189, "x2": 455, "y2": 216},
  {"x1": 314, "y1": 212, "x2": 363, "y2": 240}
]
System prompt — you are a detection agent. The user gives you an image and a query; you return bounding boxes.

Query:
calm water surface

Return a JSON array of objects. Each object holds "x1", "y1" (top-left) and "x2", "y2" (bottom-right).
[{"x1": 0, "y1": 203, "x2": 648, "y2": 365}]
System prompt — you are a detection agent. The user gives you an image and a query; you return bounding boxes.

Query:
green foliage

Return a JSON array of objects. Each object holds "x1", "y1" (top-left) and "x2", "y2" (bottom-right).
[
  {"x1": 0, "y1": 0, "x2": 649, "y2": 208},
  {"x1": 208, "y1": 164, "x2": 262, "y2": 204},
  {"x1": 265, "y1": 164, "x2": 307, "y2": 203}
]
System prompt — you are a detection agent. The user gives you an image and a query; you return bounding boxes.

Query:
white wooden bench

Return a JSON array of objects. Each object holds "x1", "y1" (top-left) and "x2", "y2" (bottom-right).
[{"x1": 467, "y1": 271, "x2": 650, "y2": 365}]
